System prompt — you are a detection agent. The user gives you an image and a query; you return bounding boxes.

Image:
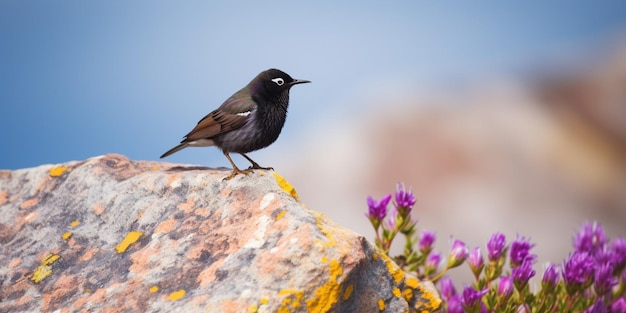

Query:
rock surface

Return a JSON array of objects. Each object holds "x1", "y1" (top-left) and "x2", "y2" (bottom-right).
[{"x1": 0, "y1": 154, "x2": 440, "y2": 313}]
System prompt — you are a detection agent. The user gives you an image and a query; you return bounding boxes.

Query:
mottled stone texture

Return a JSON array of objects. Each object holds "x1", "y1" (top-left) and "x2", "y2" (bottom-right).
[{"x1": 0, "y1": 154, "x2": 440, "y2": 313}]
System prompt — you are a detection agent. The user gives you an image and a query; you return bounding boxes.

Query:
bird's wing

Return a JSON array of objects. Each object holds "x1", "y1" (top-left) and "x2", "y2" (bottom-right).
[{"x1": 182, "y1": 89, "x2": 256, "y2": 142}]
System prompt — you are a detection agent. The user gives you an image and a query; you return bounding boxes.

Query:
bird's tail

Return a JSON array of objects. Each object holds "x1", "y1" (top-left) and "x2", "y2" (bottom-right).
[{"x1": 160, "y1": 143, "x2": 189, "y2": 158}]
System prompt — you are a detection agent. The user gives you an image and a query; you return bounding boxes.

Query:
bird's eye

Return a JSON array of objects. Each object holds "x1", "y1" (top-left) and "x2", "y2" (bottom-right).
[{"x1": 271, "y1": 78, "x2": 285, "y2": 86}]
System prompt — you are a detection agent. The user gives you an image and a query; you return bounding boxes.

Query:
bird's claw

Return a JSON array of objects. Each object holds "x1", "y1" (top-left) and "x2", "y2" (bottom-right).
[{"x1": 222, "y1": 168, "x2": 253, "y2": 181}]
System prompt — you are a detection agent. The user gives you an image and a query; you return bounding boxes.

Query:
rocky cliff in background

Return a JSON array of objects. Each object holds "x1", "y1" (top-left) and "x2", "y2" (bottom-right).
[{"x1": 0, "y1": 154, "x2": 440, "y2": 312}]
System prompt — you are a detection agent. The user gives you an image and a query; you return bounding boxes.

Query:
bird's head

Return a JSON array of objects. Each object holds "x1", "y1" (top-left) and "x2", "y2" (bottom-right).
[{"x1": 252, "y1": 68, "x2": 310, "y2": 99}]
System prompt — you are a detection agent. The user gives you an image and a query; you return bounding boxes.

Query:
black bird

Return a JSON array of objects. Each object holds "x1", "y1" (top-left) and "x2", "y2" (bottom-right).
[{"x1": 160, "y1": 68, "x2": 310, "y2": 180}]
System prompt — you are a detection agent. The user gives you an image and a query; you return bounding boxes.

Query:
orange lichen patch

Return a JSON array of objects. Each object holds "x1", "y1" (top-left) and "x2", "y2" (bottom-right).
[
  {"x1": 273, "y1": 172, "x2": 300, "y2": 202},
  {"x1": 149, "y1": 285, "x2": 159, "y2": 293},
  {"x1": 115, "y1": 231, "x2": 143, "y2": 253},
  {"x1": 305, "y1": 259, "x2": 343, "y2": 312},
  {"x1": 70, "y1": 220, "x2": 80, "y2": 227},
  {"x1": 42, "y1": 274, "x2": 79, "y2": 311},
  {"x1": 186, "y1": 245, "x2": 209, "y2": 260},
  {"x1": 129, "y1": 242, "x2": 161, "y2": 273},
  {"x1": 197, "y1": 258, "x2": 227, "y2": 288},
  {"x1": 49, "y1": 165, "x2": 68, "y2": 177},
  {"x1": 168, "y1": 289, "x2": 186, "y2": 301},
  {"x1": 20, "y1": 198, "x2": 39, "y2": 209},
  {"x1": 31, "y1": 254, "x2": 60, "y2": 284},
  {"x1": 62, "y1": 232, "x2": 72, "y2": 240},
  {"x1": 92, "y1": 203, "x2": 105, "y2": 215},
  {"x1": 0, "y1": 191, "x2": 8, "y2": 205},
  {"x1": 177, "y1": 196, "x2": 196, "y2": 214},
  {"x1": 72, "y1": 288, "x2": 107, "y2": 309},
  {"x1": 194, "y1": 207, "x2": 209, "y2": 217},
  {"x1": 9, "y1": 258, "x2": 23, "y2": 268},
  {"x1": 343, "y1": 284, "x2": 354, "y2": 300},
  {"x1": 191, "y1": 294, "x2": 210, "y2": 305},
  {"x1": 78, "y1": 248, "x2": 98, "y2": 262},
  {"x1": 378, "y1": 298, "x2": 385, "y2": 311},
  {"x1": 154, "y1": 219, "x2": 176, "y2": 234}
]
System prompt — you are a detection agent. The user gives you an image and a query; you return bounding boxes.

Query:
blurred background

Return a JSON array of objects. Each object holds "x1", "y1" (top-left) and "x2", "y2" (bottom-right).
[{"x1": 2, "y1": 2, "x2": 625, "y2": 287}]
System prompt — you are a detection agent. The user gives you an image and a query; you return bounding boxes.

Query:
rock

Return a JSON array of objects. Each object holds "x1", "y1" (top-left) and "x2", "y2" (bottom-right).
[{"x1": 0, "y1": 154, "x2": 440, "y2": 313}]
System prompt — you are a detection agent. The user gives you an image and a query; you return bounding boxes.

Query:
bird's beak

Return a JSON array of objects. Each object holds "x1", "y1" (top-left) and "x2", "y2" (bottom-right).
[{"x1": 290, "y1": 79, "x2": 311, "y2": 86}]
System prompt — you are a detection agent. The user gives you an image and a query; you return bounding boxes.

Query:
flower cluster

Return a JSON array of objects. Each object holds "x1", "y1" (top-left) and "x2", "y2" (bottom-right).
[
  {"x1": 365, "y1": 183, "x2": 469, "y2": 280},
  {"x1": 366, "y1": 184, "x2": 626, "y2": 313}
]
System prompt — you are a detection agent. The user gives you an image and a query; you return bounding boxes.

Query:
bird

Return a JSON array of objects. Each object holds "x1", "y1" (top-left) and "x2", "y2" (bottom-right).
[{"x1": 160, "y1": 68, "x2": 310, "y2": 180}]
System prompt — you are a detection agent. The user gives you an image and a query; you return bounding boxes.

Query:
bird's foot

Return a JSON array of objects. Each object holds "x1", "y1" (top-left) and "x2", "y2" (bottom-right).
[
  {"x1": 222, "y1": 168, "x2": 253, "y2": 181},
  {"x1": 247, "y1": 164, "x2": 274, "y2": 171}
]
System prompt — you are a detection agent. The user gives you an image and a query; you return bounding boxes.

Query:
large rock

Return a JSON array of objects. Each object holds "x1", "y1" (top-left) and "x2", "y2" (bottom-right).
[{"x1": 0, "y1": 154, "x2": 440, "y2": 313}]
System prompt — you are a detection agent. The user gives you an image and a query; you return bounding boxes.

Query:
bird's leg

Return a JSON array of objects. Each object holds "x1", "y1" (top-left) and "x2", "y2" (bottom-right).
[
  {"x1": 223, "y1": 152, "x2": 253, "y2": 180},
  {"x1": 240, "y1": 153, "x2": 274, "y2": 171}
]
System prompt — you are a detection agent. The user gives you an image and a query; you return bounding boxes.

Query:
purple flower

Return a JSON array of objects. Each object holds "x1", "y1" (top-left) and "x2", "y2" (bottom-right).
[
  {"x1": 468, "y1": 247, "x2": 484, "y2": 277},
  {"x1": 563, "y1": 251, "x2": 595, "y2": 295},
  {"x1": 365, "y1": 194, "x2": 391, "y2": 229},
  {"x1": 574, "y1": 221, "x2": 608, "y2": 255},
  {"x1": 611, "y1": 237, "x2": 626, "y2": 271},
  {"x1": 611, "y1": 297, "x2": 626, "y2": 313},
  {"x1": 440, "y1": 276, "x2": 457, "y2": 300},
  {"x1": 510, "y1": 235, "x2": 536, "y2": 267},
  {"x1": 419, "y1": 230, "x2": 436, "y2": 253},
  {"x1": 594, "y1": 262, "x2": 617, "y2": 296},
  {"x1": 425, "y1": 252, "x2": 441, "y2": 275},
  {"x1": 448, "y1": 239, "x2": 469, "y2": 269},
  {"x1": 487, "y1": 232, "x2": 507, "y2": 261},
  {"x1": 512, "y1": 259, "x2": 536, "y2": 291},
  {"x1": 447, "y1": 295, "x2": 464, "y2": 313},
  {"x1": 394, "y1": 183, "x2": 415, "y2": 217},
  {"x1": 497, "y1": 276, "x2": 514, "y2": 299},
  {"x1": 461, "y1": 285, "x2": 488, "y2": 310},
  {"x1": 586, "y1": 300, "x2": 609, "y2": 313},
  {"x1": 541, "y1": 263, "x2": 560, "y2": 291}
]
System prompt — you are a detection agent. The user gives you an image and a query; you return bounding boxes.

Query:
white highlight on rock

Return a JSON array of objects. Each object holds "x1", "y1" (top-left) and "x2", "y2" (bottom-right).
[
  {"x1": 260, "y1": 193, "x2": 276, "y2": 211},
  {"x1": 243, "y1": 215, "x2": 270, "y2": 248},
  {"x1": 170, "y1": 178, "x2": 182, "y2": 189},
  {"x1": 270, "y1": 247, "x2": 279, "y2": 253}
]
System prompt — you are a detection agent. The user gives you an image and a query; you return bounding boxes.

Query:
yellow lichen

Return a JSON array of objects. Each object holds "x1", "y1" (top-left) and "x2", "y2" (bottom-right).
[
  {"x1": 61, "y1": 232, "x2": 72, "y2": 240},
  {"x1": 49, "y1": 166, "x2": 67, "y2": 177},
  {"x1": 168, "y1": 289, "x2": 186, "y2": 301},
  {"x1": 402, "y1": 288, "x2": 413, "y2": 301},
  {"x1": 343, "y1": 284, "x2": 354, "y2": 300},
  {"x1": 378, "y1": 299, "x2": 385, "y2": 311},
  {"x1": 31, "y1": 254, "x2": 60, "y2": 283},
  {"x1": 70, "y1": 220, "x2": 80, "y2": 227},
  {"x1": 275, "y1": 210, "x2": 286, "y2": 221},
  {"x1": 379, "y1": 252, "x2": 405, "y2": 283},
  {"x1": 149, "y1": 285, "x2": 159, "y2": 293},
  {"x1": 248, "y1": 305, "x2": 258, "y2": 313},
  {"x1": 260, "y1": 298, "x2": 269, "y2": 304},
  {"x1": 392, "y1": 287, "x2": 401, "y2": 298},
  {"x1": 415, "y1": 284, "x2": 442, "y2": 311},
  {"x1": 273, "y1": 172, "x2": 300, "y2": 202},
  {"x1": 278, "y1": 289, "x2": 304, "y2": 313},
  {"x1": 405, "y1": 276, "x2": 420, "y2": 289},
  {"x1": 305, "y1": 259, "x2": 343, "y2": 312},
  {"x1": 115, "y1": 231, "x2": 143, "y2": 253}
]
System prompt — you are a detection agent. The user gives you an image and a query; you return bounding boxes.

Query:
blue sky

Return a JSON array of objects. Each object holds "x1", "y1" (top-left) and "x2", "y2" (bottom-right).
[{"x1": 1, "y1": 1, "x2": 625, "y2": 169}]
